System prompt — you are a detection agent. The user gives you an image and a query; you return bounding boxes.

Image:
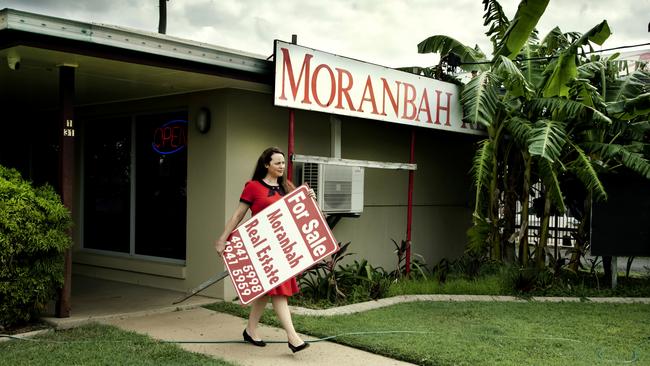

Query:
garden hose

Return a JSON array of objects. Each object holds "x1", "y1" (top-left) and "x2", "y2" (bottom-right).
[{"x1": 2, "y1": 331, "x2": 647, "y2": 363}]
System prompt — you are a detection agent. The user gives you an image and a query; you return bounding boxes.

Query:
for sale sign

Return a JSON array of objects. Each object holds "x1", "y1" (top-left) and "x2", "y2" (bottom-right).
[{"x1": 223, "y1": 185, "x2": 339, "y2": 304}]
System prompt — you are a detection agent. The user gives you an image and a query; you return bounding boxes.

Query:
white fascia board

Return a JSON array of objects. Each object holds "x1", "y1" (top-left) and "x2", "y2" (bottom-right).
[
  {"x1": 293, "y1": 154, "x2": 417, "y2": 171},
  {"x1": 0, "y1": 10, "x2": 7, "y2": 30},
  {"x1": 0, "y1": 8, "x2": 270, "y2": 75}
]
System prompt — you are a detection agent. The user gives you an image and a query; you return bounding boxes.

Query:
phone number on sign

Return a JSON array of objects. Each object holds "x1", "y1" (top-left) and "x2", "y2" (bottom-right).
[{"x1": 224, "y1": 235, "x2": 264, "y2": 299}]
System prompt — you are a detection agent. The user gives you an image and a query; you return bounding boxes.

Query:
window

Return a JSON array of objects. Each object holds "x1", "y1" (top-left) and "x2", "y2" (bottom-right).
[
  {"x1": 134, "y1": 113, "x2": 187, "y2": 260},
  {"x1": 83, "y1": 116, "x2": 131, "y2": 253},
  {"x1": 82, "y1": 111, "x2": 188, "y2": 261}
]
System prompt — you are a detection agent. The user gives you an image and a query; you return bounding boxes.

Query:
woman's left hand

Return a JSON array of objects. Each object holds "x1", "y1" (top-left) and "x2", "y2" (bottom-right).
[{"x1": 304, "y1": 183, "x2": 316, "y2": 200}]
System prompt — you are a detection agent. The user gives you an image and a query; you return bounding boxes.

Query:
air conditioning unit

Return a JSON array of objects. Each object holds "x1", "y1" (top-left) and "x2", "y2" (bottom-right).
[{"x1": 300, "y1": 163, "x2": 364, "y2": 215}]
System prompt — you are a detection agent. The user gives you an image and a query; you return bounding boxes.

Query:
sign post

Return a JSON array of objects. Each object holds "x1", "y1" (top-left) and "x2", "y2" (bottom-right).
[{"x1": 223, "y1": 185, "x2": 338, "y2": 304}]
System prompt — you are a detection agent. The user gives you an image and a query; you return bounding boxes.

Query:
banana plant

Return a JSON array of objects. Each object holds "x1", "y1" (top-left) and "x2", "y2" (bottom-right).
[{"x1": 416, "y1": 0, "x2": 650, "y2": 270}]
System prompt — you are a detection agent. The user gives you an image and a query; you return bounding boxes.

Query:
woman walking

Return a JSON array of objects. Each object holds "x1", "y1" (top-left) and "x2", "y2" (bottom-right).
[{"x1": 215, "y1": 147, "x2": 310, "y2": 353}]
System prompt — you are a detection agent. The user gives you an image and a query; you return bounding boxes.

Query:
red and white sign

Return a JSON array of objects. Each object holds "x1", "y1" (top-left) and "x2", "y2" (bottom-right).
[
  {"x1": 274, "y1": 40, "x2": 483, "y2": 136},
  {"x1": 223, "y1": 185, "x2": 339, "y2": 304}
]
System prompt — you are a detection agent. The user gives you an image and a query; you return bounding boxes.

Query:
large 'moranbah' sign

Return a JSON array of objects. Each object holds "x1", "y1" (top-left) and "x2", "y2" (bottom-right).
[
  {"x1": 223, "y1": 185, "x2": 338, "y2": 304},
  {"x1": 273, "y1": 40, "x2": 482, "y2": 135}
]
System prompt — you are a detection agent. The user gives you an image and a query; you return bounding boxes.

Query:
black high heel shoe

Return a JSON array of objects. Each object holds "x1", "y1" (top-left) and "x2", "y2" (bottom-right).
[
  {"x1": 288, "y1": 341, "x2": 310, "y2": 353},
  {"x1": 243, "y1": 329, "x2": 266, "y2": 347}
]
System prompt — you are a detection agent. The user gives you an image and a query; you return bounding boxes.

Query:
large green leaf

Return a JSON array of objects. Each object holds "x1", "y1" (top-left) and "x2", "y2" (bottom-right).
[
  {"x1": 505, "y1": 116, "x2": 533, "y2": 149},
  {"x1": 542, "y1": 52, "x2": 577, "y2": 97},
  {"x1": 466, "y1": 215, "x2": 491, "y2": 255},
  {"x1": 461, "y1": 70, "x2": 500, "y2": 127},
  {"x1": 542, "y1": 20, "x2": 611, "y2": 98},
  {"x1": 528, "y1": 120, "x2": 567, "y2": 162},
  {"x1": 606, "y1": 120, "x2": 650, "y2": 142},
  {"x1": 482, "y1": 0, "x2": 510, "y2": 52},
  {"x1": 569, "y1": 78, "x2": 603, "y2": 109},
  {"x1": 539, "y1": 26, "x2": 570, "y2": 56},
  {"x1": 529, "y1": 98, "x2": 612, "y2": 126},
  {"x1": 582, "y1": 142, "x2": 650, "y2": 179},
  {"x1": 538, "y1": 159, "x2": 566, "y2": 214},
  {"x1": 606, "y1": 93, "x2": 650, "y2": 120},
  {"x1": 492, "y1": 0, "x2": 550, "y2": 60},
  {"x1": 606, "y1": 70, "x2": 650, "y2": 103},
  {"x1": 519, "y1": 42, "x2": 546, "y2": 88},
  {"x1": 470, "y1": 139, "x2": 494, "y2": 216},
  {"x1": 568, "y1": 143, "x2": 608, "y2": 201},
  {"x1": 573, "y1": 20, "x2": 611, "y2": 48},
  {"x1": 417, "y1": 35, "x2": 489, "y2": 71},
  {"x1": 495, "y1": 55, "x2": 534, "y2": 99}
]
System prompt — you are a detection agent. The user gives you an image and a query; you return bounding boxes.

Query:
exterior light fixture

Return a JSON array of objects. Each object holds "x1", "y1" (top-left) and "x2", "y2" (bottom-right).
[{"x1": 196, "y1": 107, "x2": 211, "y2": 134}]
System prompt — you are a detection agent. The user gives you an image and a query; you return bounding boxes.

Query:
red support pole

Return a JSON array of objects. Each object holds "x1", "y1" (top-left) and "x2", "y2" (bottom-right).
[
  {"x1": 287, "y1": 109, "x2": 295, "y2": 179},
  {"x1": 287, "y1": 34, "x2": 297, "y2": 181},
  {"x1": 406, "y1": 129, "x2": 415, "y2": 276}
]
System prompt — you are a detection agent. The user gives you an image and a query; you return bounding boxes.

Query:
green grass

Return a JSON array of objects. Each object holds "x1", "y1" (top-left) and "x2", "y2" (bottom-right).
[
  {"x1": 206, "y1": 301, "x2": 650, "y2": 366},
  {"x1": 0, "y1": 323, "x2": 235, "y2": 366}
]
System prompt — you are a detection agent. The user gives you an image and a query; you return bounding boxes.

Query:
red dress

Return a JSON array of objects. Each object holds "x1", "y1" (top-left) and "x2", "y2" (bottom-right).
[{"x1": 239, "y1": 179, "x2": 300, "y2": 297}]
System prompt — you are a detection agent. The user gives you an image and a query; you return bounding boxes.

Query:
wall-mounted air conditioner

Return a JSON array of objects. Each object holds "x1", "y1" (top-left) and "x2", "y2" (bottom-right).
[{"x1": 300, "y1": 163, "x2": 364, "y2": 215}]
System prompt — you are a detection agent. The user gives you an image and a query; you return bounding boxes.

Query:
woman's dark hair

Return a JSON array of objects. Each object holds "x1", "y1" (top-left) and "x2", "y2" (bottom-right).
[{"x1": 252, "y1": 147, "x2": 295, "y2": 193}]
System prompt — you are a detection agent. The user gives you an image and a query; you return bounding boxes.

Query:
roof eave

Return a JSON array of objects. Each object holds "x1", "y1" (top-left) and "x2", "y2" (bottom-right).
[{"x1": 0, "y1": 8, "x2": 272, "y2": 76}]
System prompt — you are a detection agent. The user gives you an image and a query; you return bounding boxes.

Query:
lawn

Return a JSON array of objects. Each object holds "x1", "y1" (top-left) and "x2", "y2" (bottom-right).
[
  {"x1": 0, "y1": 323, "x2": 235, "y2": 366},
  {"x1": 207, "y1": 300, "x2": 650, "y2": 366}
]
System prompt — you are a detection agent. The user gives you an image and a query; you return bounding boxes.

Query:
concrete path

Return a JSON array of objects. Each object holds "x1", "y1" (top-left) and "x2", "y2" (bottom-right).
[
  {"x1": 42, "y1": 275, "x2": 217, "y2": 329},
  {"x1": 102, "y1": 307, "x2": 415, "y2": 366}
]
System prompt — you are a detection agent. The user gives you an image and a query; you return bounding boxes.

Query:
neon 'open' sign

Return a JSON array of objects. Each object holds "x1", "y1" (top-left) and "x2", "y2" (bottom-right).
[{"x1": 152, "y1": 119, "x2": 187, "y2": 155}]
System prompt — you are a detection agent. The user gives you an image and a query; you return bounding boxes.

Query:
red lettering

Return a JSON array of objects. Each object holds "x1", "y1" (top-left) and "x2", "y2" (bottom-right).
[
  {"x1": 162, "y1": 126, "x2": 172, "y2": 146},
  {"x1": 279, "y1": 47, "x2": 313, "y2": 104},
  {"x1": 335, "y1": 68, "x2": 356, "y2": 111},
  {"x1": 401, "y1": 83, "x2": 417, "y2": 120},
  {"x1": 152, "y1": 123, "x2": 187, "y2": 152},
  {"x1": 171, "y1": 126, "x2": 180, "y2": 147},
  {"x1": 357, "y1": 76, "x2": 379, "y2": 115},
  {"x1": 311, "y1": 64, "x2": 336, "y2": 107},
  {"x1": 381, "y1": 78, "x2": 401, "y2": 117},
  {"x1": 154, "y1": 128, "x2": 163, "y2": 148},
  {"x1": 416, "y1": 88, "x2": 432, "y2": 123},
  {"x1": 435, "y1": 90, "x2": 452, "y2": 126}
]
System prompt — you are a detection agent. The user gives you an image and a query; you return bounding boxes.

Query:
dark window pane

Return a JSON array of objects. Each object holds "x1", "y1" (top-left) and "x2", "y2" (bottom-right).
[
  {"x1": 83, "y1": 117, "x2": 131, "y2": 253},
  {"x1": 135, "y1": 112, "x2": 187, "y2": 260}
]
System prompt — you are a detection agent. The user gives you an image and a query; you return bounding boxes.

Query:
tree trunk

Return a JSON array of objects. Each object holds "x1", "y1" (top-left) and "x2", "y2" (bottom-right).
[
  {"x1": 536, "y1": 194, "x2": 552, "y2": 269},
  {"x1": 519, "y1": 153, "x2": 532, "y2": 267},
  {"x1": 502, "y1": 148, "x2": 519, "y2": 264},
  {"x1": 489, "y1": 124, "x2": 505, "y2": 261},
  {"x1": 569, "y1": 192, "x2": 591, "y2": 272}
]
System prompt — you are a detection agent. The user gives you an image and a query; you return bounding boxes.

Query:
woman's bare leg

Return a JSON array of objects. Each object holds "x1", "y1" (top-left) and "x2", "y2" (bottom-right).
[
  {"x1": 246, "y1": 295, "x2": 268, "y2": 340},
  {"x1": 271, "y1": 295, "x2": 304, "y2": 345}
]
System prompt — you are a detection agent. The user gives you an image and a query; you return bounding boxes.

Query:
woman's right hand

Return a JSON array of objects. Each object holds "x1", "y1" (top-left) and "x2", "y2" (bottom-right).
[{"x1": 215, "y1": 239, "x2": 228, "y2": 257}]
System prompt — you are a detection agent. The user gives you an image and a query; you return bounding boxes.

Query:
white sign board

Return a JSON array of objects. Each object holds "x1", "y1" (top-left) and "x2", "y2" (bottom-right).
[
  {"x1": 223, "y1": 185, "x2": 339, "y2": 304},
  {"x1": 274, "y1": 40, "x2": 483, "y2": 135}
]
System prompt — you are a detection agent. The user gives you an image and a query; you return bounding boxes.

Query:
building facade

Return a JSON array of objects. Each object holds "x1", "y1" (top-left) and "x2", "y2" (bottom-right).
[{"x1": 0, "y1": 9, "x2": 477, "y2": 304}]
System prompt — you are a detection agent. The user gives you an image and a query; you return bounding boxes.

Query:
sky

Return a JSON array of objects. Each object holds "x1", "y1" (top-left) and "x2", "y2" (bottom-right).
[{"x1": 1, "y1": 0, "x2": 649, "y2": 68}]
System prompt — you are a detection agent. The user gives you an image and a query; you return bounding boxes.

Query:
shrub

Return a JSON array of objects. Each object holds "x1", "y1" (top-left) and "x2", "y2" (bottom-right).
[
  {"x1": 390, "y1": 238, "x2": 430, "y2": 280},
  {"x1": 297, "y1": 242, "x2": 393, "y2": 305},
  {"x1": 0, "y1": 165, "x2": 72, "y2": 328}
]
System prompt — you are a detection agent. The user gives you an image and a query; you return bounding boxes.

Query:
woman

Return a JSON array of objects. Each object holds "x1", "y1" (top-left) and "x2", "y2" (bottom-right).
[{"x1": 215, "y1": 147, "x2": 310, "y2": 353}]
